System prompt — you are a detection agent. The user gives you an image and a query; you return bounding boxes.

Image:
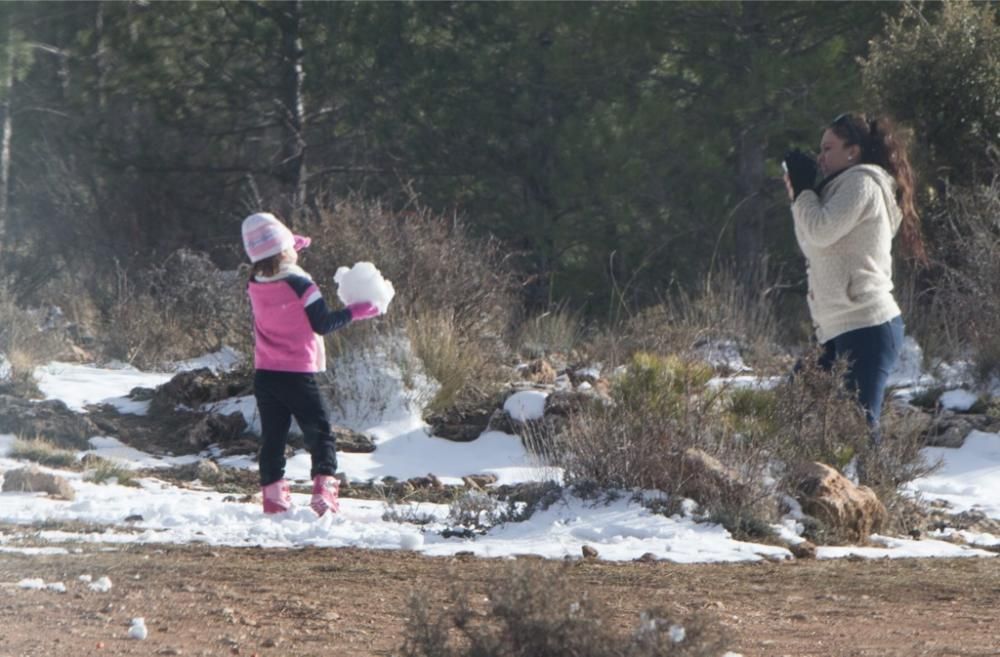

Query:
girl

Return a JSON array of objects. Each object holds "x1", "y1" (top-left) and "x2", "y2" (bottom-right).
[
  {"x1": 784, "y1": 113, "x2": 925, "y2": 450},
  {"x1": 242, "y1": 212, "x2": 380, "y2": 515}
]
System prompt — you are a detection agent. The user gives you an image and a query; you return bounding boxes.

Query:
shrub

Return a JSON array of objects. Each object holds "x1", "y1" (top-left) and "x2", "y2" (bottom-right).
[
  {"x1": 908, "y1": 182, "x2": 1000, "y2": 381},
  {"x1": 101, "y1": 250, "x2": 251, "y2": 369},
  {"x1": 302, "y1": 196, "x2": 520, "y2": 414},
  {"x1": 401, "y1": 562, "x2": 729, "y2": 657},
  {"x1": 554, "y1": 348, "x2": 935, "y2": 542},
  {"x1": 305, "y1": 195, "x2": 520, "y2": 352},
  {"x1": 0, "y1": 285, "x2": 66, "y2": 395},
  {"x1": 554, "y1": 352, "x2": 778, "y2": 533},
  {"x1": 862, "y1": 1, "x2": 1000, "y2": 185}
]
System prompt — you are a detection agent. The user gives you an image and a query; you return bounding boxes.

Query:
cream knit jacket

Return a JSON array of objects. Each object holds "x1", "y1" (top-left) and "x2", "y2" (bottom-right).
[{"x1": 792, "y1": 164, "x2": 902, "y2": 344}]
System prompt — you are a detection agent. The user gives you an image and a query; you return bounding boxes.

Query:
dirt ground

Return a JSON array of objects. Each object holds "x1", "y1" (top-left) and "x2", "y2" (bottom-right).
[{"x1": 0, "y1": 534, "x2": 997, "y2": 657}]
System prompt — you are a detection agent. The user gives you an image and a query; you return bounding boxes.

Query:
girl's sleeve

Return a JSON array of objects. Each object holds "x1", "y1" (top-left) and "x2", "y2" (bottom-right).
[
  {"x1": 791, "y1": 173, "x2": 875, "y2": 248},
  {"x1": 287, "y1": 276, "x2": 352, "y2": 334}
]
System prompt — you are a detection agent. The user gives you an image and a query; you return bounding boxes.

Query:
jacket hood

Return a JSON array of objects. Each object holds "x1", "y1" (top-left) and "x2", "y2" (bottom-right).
[{"x1": 850, "y1": 164, "x2": 902, "y2": 235}]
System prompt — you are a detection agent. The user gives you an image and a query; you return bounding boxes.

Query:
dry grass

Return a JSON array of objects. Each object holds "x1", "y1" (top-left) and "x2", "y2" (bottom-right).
[
  {"x1": 514, "y1": 305, "x2": 587, "y2": 359},
  {"x1": 84, "y1": 458, "x2": 138, "y2": 487},
  {"x1": 402, "y1": 561, "x2": 729, "y2": 657},
  {"x1": 0, "y1": 284, "x2": 67, "y2": 395},
  {"x1": 587, "y1": 263, "x2": 792, "y2": 374},
  {"x1": 405, "y1": 310, "x2": 504, "y2": 415},
  {"x1": 8, "y1": 438, "x2": 80, "y2": 469}
]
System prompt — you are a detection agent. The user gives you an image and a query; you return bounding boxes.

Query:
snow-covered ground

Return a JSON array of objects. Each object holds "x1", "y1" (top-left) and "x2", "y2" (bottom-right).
[{"x1": 1, "y1": 353, "x2": 997, "y2": 564}]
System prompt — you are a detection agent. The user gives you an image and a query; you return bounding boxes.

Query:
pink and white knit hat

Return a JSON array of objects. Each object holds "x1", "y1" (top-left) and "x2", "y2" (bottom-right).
[{"x1": 241, "y1": 212, "x2": 311, "y2": 263}]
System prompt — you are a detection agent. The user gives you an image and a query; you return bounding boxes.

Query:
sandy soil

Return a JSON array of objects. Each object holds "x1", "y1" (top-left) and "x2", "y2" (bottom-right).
[{"x1": 1, "y1": 533, "x2": 998, "y2": 657}]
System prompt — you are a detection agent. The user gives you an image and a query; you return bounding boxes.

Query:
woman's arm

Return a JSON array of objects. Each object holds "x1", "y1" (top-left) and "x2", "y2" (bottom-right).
[{"x1": 792, "y1": 172, "x2": 875, "y2": 248}]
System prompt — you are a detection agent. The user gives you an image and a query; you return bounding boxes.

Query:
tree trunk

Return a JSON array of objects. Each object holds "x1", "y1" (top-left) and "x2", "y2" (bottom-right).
[
  {"x1": 276, "y1": 0, "x2": 307, "y2": 224},
  {"x1": 0, "y1": 8, "x2": 15, "y2": 254},
  {"x1": 733, "y1": 128, "x2": 767, "y2": 284}
]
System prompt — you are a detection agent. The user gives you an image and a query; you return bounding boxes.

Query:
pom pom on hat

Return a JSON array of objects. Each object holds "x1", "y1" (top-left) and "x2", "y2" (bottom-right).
[{"x1": 241, "y1": 212, "x2": 310, "y2": 263}]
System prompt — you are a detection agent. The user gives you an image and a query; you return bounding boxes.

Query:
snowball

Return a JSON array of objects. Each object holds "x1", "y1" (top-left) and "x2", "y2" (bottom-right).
[
  {"x1": 88, "y1": 576, "x2": 113, "y2": 593},
  {"x1": 504, "y1": 390, "x2": 548, "y2": 422},
  {"x1": 333, "y1": 262, "x2": 395, "y2": 314},
  {"x1": 17, "y1": 578, "x2": 45, "y2": 590},
  {"x1": 399, "y1": 532, "x2": 424, "y2": 550},
  {"x1": 128, "y1": 617, "x2": 148, "y2": 640}
]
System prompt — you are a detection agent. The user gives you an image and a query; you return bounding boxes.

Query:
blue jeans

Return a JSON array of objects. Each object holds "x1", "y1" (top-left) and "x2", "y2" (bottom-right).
[{"x1": 818, "y1": 315, "x2": 904, "y2": 441}]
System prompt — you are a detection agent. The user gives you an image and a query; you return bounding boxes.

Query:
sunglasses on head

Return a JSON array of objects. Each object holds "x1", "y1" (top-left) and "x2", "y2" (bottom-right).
[{"x1": 831, "y1": 113, "x2": 865, "y2": 147}]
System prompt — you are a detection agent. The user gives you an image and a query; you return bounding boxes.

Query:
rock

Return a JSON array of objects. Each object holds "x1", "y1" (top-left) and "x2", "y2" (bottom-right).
[
  {"x1": 635, "y1": 552, "x2": 658, "y2": 563},
  {"x1": 462, "y1": 474, "x2": 498, "y2": 490},
  {"x1": 676, "y1": 448, "x2": 746, "y2": 505},
  {"x1": 581, "y1": 545, "x2": 599, "y2": 559},
  {"x1": 0, "y1": 395, "x2": 100, "y2": 450},
  {"x1": 789, "y1": 540, "x2": 817, "y2": 559},
  {"x1": 543, "y1": 390, "x2": 597, "y2": 418},
  {"x1": 407, "y1": 474, "x2": 443, "y2": 489},
  {"x1": 332, "y1": 426, "x2": 375, "y2": 453},
  {"x1": 149, "y1": 368, "x2": 251, "y2": 417},
  {"x1": 486, "y1": 408, "x2": 517, "y2": 435},
  {"x1": 426, "y1": 400, "x2": 500, "y2": 442},
  {"x1": 927, "y1": 411, "x2": 1000, "y2": 448},
  {"x1": 793, "y1": 462, "x2": 887, "y2": 543},
  {"x1": 521, "y1": 359, "x2": 557, "y2": 384},
  {"x1": 185, "y1": 412, "x2": 247, "y2": 450},
  {"x1": 173, "y1": 459, "x2": 221, "y2": 483},
  {"x1": 2, "y1": 466, "x2": 76, "y2": 500}
]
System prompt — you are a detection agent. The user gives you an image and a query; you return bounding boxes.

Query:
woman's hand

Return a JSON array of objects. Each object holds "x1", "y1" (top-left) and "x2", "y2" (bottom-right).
[{"x1": 784, "y1": 150, "x2": 818, "y2": 200}]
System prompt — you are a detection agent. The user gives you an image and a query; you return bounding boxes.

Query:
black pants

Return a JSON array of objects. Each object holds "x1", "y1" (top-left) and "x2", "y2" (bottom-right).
[
  {"x1": 254, "y1": 370, "x2": 338, "y2": 486},
  {"x1": 817, "y1": 315, "x2": 904, "y2": 443}
]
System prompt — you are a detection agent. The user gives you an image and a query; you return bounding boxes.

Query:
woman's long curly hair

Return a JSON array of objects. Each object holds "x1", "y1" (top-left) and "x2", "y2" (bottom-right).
[{"x1": 829, "y1": 113, "x2": 927, "y2": 265}]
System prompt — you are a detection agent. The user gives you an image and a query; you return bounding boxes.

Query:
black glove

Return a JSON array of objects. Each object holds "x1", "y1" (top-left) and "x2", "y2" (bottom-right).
[{"x1": 784, "y1": 149, "x2": 818, "y2": 199}]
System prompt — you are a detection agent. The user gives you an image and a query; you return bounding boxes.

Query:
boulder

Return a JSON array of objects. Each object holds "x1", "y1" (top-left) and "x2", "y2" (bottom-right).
[
  {"x1": 149, "y1": 368, "x2": 251, "y2": 417},
  {"x1": 2, "y1": 466, "x2": 75, "y2": 500},
  {"x1": 0, "y1": 395, "x2": 100, "y2": 450},
  {"x1": 793, "y1": 462, "x2": 887, "y2": 543},
  {"x1": 172, "y1": 459, "x2": 221, "y2": 483},
  {"x1": 426, "y1": 401, "x2": 500, "y2": 442}
]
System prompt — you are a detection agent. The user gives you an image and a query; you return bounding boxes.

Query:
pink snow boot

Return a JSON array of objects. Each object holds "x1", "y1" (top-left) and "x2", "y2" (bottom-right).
[
  {"x1": 261, "y1": 479, "x2": 292, "y2": 514},
  {"x1": 310, "y1": 475, "x2": 340, "y2": 516}
]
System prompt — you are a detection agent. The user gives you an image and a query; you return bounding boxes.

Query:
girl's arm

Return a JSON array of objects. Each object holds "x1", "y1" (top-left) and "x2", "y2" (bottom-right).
[{"x1": 287, "y1": 276, "x2": 353, "y2": 335}]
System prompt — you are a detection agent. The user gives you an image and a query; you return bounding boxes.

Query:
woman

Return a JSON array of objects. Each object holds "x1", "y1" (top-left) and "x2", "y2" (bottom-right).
[{"x1": 784, "y1": 113, "x2": 926, "y2": 443}]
